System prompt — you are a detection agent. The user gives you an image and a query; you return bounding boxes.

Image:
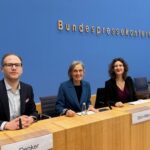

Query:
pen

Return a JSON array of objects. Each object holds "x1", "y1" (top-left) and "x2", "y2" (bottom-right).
[{"x1": 19, "y1": 118, "x2": 22, "y2": 129}]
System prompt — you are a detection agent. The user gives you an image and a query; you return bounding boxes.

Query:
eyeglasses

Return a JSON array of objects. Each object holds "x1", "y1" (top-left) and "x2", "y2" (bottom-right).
[{"x1": 3, "y1": 63, "x2": 22, "y2": 68}]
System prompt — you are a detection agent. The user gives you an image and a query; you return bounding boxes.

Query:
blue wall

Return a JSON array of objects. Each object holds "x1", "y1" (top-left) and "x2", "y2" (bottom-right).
[{"x1": 0, "y1": 0, "x2": 150, "y2": 102}]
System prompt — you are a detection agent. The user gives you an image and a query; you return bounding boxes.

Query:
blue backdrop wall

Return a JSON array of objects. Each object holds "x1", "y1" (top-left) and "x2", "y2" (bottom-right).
[{"x1": 0, "y1": 0, "x2": 150, "y2": 102}]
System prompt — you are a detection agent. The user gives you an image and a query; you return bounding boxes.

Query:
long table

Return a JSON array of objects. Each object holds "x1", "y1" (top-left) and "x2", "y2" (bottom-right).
[{"x1": 1, "y1": 101, "x2": 150, "y2": 150}]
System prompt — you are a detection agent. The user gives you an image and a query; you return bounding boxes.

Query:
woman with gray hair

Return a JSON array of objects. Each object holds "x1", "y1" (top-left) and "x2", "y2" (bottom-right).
[{"x1": 56, "y1": 60, "x2": 96, "y2": 117}]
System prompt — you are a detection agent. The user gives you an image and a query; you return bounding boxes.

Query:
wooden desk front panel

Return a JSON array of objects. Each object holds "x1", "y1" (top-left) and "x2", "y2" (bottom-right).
[
  {"x1": 130, "y1": 101, "x2": 150, "y2": 150},
  {"x1": 65, "y1": 115, "x2": 130, "y2": 150},
  {"x1": 131, "y1": 121, "x2": 150, "y2": 150},
  {"x1": 114, "y1": 101, "x2": 150, "y2": 150},
  {"x1": 51, "y1": 111, "x2": 131, "y2": 150}
]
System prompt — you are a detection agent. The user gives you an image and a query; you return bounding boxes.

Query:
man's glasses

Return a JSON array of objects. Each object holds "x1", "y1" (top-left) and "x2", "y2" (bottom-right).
[{"x1": 3, "y1": 63, "x2": 22, "y2": 68}]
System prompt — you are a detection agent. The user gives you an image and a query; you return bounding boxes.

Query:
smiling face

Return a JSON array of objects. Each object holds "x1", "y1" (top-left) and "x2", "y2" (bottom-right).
[
  {"x1": 113, "y1": 61, "x2": 124, "y2": 77},
  {"x1": 71, "y1": 64, "x2": 84, "y2": 85},
  {"x1": 1, "y1": 54, "x2": 23, "y2": 82},
  {"x1": 109, "y1": 58, "x2": 128, "y2": 80}
]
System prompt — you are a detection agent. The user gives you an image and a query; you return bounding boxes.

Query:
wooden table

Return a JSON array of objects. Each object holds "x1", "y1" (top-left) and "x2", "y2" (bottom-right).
[{"x1": 1, "y1": 101, "x2": 150, "y2": 150}]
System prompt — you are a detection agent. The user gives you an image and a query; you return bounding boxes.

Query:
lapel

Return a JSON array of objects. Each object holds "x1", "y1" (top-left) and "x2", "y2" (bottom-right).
[
  {"x1": 67, "y1": 80, "x2": 81, "y2": 109},
  {"x1": 19, "y1": 82, "x2": 26, "y2": 114},
  {"x1": 0, "y1": 80, "x2": 10, "y2": 120}
]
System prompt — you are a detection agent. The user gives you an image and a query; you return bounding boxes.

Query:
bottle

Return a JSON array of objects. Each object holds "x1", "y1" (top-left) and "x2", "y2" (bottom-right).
[{"x1": 81, "y1": 102, "x2": 87, "y2": 115}]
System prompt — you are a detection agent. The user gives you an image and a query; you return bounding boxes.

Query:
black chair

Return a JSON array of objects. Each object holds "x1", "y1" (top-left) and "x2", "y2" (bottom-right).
[
  {"x1": 134, "y1": 77, "x2": 150, "y2": 99},
  {"x1": 95, "y1": 88, "x2": 107, "y2": 108},
  {"x1": 39, "y1": 95, "x2": 58, "y2": 119}
]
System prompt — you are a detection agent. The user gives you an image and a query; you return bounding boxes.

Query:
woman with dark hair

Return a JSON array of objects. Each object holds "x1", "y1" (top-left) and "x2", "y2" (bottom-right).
[
  {"x1": 56, "y1": 60, "x2": 96, "y2": 117},
  {"x1": 105, "y1": 58, "x2": 136, "y2": 107}
]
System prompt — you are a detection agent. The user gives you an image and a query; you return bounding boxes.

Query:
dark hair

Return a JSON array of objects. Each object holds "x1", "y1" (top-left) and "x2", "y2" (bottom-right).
[
  {"x1": 1, "y1": 53, "x2": 22, "y2": 67},
  {"x1": 68, "y1": 60, "x2": 84, "y2": 79},
  {"x1": 108, "y1": 57, "x2": 128, "y2": 80}
]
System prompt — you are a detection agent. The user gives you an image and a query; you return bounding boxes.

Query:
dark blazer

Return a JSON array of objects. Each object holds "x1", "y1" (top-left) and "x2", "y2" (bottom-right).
[
  {"x1": 105, "y1": 76, "x2": 137, "y2": 106},
  {"x1": 0, "y1": 79, "x2": 38, "y2": 126},
  {"x1": 56, "y1": 80, "x2": 91, "y2": 115}
]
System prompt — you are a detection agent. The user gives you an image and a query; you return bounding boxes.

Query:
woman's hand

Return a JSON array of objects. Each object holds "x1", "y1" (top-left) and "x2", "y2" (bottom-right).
[
  {"x1": 66, "y1": 109, "x2": 76, "y2": 117},
  {"x1": 88, "y1": 105, "x2": 99, "y2": 112},
  {"x1": 115, "y1": 102, "x2": 124, "y2": 107}
]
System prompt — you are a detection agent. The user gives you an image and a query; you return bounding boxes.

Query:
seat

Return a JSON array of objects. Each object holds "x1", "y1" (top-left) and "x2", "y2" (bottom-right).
[
  {"x1": 39, "y1": 95, "x2": 58, "y2": 119},
  {"x1": 95, "y1": 88, "x2": 107, "y2": 108},
  {"x1": 134, "y1": 77, "x2": 150, "y2": 99}
]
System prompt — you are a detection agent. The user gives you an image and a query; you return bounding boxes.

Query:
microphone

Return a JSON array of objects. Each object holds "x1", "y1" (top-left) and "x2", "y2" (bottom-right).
[{"x1": 107, "y1": 101, "x2": 112, "y2": 110}]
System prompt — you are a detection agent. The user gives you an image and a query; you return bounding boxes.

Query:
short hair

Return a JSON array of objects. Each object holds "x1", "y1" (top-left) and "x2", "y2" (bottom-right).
[
  {"x1": 68, "y1": 60, "x2": 85, "y2": 79},
  {"x1": 1, "y1": 53, "x2": 22, "y2": 67},
  {"x1": 108, "y1": 57, "x2": 128, "y2": 80}
]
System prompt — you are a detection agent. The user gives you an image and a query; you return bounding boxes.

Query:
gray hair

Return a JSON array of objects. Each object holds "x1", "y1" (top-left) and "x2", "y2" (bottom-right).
[{"x1": 68, "y1": 60, "x2": 85, "y2": 79}]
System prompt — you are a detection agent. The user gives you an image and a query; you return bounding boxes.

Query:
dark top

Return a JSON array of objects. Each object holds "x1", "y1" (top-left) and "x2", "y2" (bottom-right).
[
  {"x1": 56, "y1": 80, "x2": 91, "y2": 115},
  {"x1": 74, "y1": 85, "x2": 82, "y2": 103},
  {"x1": 105, "y1": 76, "x2": 137, "y2": 106},
  {"x1": 116, "y1": 86, "x2": 130, "y2": 103},
  {"x1": 0, "y1": 79, "x2": 38, "y2": 126}
]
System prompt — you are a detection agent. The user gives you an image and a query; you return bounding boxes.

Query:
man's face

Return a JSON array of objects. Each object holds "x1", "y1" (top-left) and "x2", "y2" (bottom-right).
[{"x1": 1, "y1": 55, "x2": 23, "y2": 81}]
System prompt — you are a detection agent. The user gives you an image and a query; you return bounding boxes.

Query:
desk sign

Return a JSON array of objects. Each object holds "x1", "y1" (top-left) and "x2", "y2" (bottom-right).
[
  {"x1": 132, "y1": 109, "x2": 150, "y2": 124},
  {"x1": 1, "y1": 133, "x2": 53, "y2": 150}
]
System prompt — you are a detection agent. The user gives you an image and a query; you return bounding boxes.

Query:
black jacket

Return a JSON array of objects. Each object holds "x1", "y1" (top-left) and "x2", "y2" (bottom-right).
[
  {"x1": 0, "y1": 79, "x2": 38, "y2": 126},
  {"x1": 105, "y1": 76, "x2": 137, "y2": 106}
]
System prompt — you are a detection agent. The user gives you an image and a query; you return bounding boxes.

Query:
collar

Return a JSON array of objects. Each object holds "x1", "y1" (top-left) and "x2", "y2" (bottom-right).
[{"x1": 4, "y1": 79, "x2": 21, "y2": 91}]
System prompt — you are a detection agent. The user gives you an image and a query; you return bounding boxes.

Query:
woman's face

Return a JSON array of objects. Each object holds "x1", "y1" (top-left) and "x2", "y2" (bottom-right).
[
  {"x1": 71, "y1": 64, "x2": 84, "y2": 83},
  {"x1": 113, "y1": 61, "x2": 124, "y2": 77}
]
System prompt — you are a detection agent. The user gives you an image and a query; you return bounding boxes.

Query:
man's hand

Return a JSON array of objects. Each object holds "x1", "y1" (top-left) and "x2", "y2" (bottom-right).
[
  {"x1": 19, "y1": 115, "x2": 34, "y2": 128},
  {"x1": 4, "y1": 118, "x2": 20, "y2": 130},
  {"x1": 4, "y1": 115, "x2": 34, "y2": 130}
]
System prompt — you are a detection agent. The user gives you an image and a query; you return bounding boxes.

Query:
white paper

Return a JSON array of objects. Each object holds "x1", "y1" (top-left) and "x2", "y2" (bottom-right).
[
  {"x1": 128, "y1": 99, "x2": 150, "y2": 105},
  {"x1": 77, "y1": 110, "x2": 95, "y2": 116}
]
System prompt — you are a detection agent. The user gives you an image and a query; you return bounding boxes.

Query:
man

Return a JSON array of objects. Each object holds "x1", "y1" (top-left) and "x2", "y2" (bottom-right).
[{"x1": 0, "y1": 53, "x2": 38, "y2": 130}]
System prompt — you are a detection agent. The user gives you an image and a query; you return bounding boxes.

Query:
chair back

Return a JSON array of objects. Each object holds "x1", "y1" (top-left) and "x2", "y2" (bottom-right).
[
  {"x1": 90, "y1": 95, "x2": 96, "y2": 106},
  {"x1": 95, "y1": 88, "x2": 106, "y2": 108},
  {"x1": 134, "y1": 77, "x2": 148, "y2": 91},
  {"x1": 39, "y1": 95, "x2": 58, "y2": 117}
]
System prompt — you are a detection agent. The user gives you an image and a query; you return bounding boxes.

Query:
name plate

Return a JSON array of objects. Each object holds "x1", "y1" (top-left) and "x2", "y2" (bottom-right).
[
  {"x1": 1, "y1": 134, "x2": 53, "y2": 150},
  {"x1": 132, "y1": 109, "x2": 150, "y2": 124}
]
